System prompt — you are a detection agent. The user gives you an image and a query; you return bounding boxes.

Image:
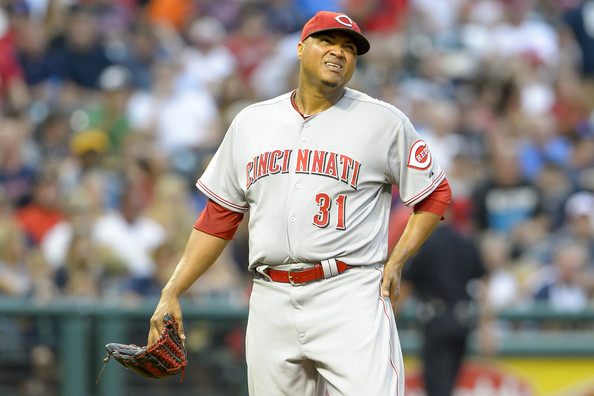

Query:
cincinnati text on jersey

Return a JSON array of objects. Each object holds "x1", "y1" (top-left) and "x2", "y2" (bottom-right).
[{"x1": 245, "y1": 148, "x2": 361, "y2": 190}]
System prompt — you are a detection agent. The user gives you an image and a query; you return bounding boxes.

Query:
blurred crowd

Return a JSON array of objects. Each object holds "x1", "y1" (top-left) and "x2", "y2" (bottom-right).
[{"x1": 0, "y1": 0, "x2": 593, "y2": 315}]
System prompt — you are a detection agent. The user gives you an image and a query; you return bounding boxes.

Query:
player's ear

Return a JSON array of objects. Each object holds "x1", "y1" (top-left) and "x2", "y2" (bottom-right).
[{"x1": 297, "y1": 41, "x2": 304, "y2": 60}]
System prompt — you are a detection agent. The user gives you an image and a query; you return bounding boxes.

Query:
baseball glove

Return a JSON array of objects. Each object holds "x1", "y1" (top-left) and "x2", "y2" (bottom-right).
[{"x1": 97, "y1": 313, "x2": 187, "y2": 382}]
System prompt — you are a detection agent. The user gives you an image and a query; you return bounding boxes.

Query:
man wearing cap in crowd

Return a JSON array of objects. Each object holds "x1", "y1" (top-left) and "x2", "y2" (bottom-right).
[{"x1": 148, "y1": 10, "x2": 451, "y2": 395}]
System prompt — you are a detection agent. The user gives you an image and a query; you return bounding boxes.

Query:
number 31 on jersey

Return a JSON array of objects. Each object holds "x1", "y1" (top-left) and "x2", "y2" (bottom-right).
[{"x1": 313, "y1": 193, "x2": 347, "y2": 230}]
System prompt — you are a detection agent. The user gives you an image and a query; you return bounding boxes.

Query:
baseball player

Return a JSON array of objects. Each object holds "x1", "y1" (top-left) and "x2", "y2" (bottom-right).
[{"x1": 148, "y1": 10, "x2": 451, "y2": 395}]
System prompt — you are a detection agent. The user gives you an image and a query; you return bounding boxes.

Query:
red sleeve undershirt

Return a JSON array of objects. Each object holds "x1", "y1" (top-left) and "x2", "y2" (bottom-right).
[
  {"x1": 412, "y1": 178, "x2": 451, "y2": 220},
  {"x1": 194, "y1": 178, "x2": 451, "y2": 239},
  {"x1": 193, "y1": 200, "x2": 245, "y2": 240}
]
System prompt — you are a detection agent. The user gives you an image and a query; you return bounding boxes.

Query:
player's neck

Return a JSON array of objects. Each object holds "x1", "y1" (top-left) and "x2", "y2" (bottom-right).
[{"x1": 293, "y1": 86, "x2": 346, "y2": 115}]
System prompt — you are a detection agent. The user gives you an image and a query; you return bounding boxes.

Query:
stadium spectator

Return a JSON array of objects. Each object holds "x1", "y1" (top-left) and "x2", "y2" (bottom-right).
[
  {"x1": 0, "y1": 7, "x2": 30, "y2": 112},
  {"x1": 563, "y1": 0, "x2": 593, "y2": 66},
  {"x1": 480, "y1": 232, "x2": 523, "y2": 311},
  {"x1": 119, "y1": 23, "x2": 161, "y2": 91},
  {"x1": 126, "y1": 53, "x2": 222, "y2": 178},
  {"x1": 517, "y1": 114, "x2": 573, "y2": 181},
  {"x1": 0, "y1": 218, "x2": 31, "y2": 297},
  {"x1": 265, "y1": 0, "x2": 308, "y2": 34},
  {"x1": 89, "y1": 0, "x2": 137, "y2": 45},
  {"x1": 48, "y1": 4, "x2": 112, "y2": 102},
  {"x1": 14, "y1": 16, "x2": 64, "y2": 104},
  {"x1": 562, "y1": 1, "x2": 594, "y2": 126},
  {"x1": 82, "y1": 65, "x2": 134, "y2": 152},
  {"x1": 59, "y1": 230, "x2": 103, "y2": 298},
  {"x1": 91, "y1": 183, "x2": 166, "y2": 296},
  {"x1": 533, "y1": 162, "x2": 576, "y2": 231},
  {"x1": 35, "y1": 111, "x2": 71, "y2": 165},
  {"x1": 249, "y1": 31, "x2": 301, "y2": 100},
  {"x1": 143, "y1": 172, "x2": 198, "y2": 253},
  {"x1": 25, "y1": 245, "x2": 57, "y2": 300},
  {"x1": 14, "y1": 167, "x2": 65, "y2": 246},
  {"x1": 470, "y1": 146, "x2": 545, "y2": 235},
  {"x1": 225, "y1": 4, "x2": 277, "y2": 88},
  {"x1": 546, "y1": 190, "x2": 594, "y2": 268},
  {"x1": 0, "y1": 111, "x2": 37, "y2": 207},
  {"x1": 68, "y1": 128, "x2": 111, "y2": 175},
  {"x1": 415, "y1": 99, "x2": 465, "y2": 173},
  {"x1": 530, "y1": 241, "x2": 591, "y2": 312},
  {"x1": 409, "y1": 0, "x2": 465, "y2": 36},
  {"x1": 571, "y1": 123, "x2": 594, "y2": 190},
  {"x1": 343, "y1": 0, "x2": 407, "y2": 34},
  {"x1": 178, "y1": 16, "x2": 237, "y2": 100},
  {"x1": 488, "y1": 0, "x2": 560, "y2": 69},
  {"x1": 551, "y1": 69, "x2": 592, "y2": 138},
  {"x1": 40, "y1": 187, "x2": 97, "y2": 275}
]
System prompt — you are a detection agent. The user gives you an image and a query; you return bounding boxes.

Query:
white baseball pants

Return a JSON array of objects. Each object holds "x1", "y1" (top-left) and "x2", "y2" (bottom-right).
[{"x1": 246, "y1": 264, "x2": 404, "y2": 395}]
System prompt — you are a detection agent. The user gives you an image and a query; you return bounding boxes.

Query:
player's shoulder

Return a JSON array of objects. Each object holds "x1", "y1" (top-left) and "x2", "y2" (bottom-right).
[
  {"x1": 226, "y1": 92, "x2": 294, "y2": 136},
  {"x1": 236, "y1": 92, "x2": 293, "y2": 117},
  {"x1": 343, "y1": 88, "x2": 408, "y2": 121}
]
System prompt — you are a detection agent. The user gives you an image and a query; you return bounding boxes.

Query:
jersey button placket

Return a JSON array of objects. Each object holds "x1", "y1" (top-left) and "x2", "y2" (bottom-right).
[
  {"x1": 286, "y1": 120, "x2": 312, "y2": 258},
  {"x1": 301, "y1": 122, "x2": 309, "y2": 143}
]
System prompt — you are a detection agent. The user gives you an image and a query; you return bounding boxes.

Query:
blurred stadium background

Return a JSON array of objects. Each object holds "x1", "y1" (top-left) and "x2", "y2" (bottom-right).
[{"x1": 0, "y1": 0, "x2": 593, "y2": 395}]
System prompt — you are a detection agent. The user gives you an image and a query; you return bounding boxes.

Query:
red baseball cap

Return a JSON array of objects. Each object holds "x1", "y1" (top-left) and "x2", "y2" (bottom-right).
[{"x1": 301, "y1": 11, "x2": 370, "y2": 55}]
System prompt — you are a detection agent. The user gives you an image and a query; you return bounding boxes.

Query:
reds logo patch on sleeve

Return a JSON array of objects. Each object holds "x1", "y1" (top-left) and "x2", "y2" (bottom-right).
[{"x1": 407, "y1": 140, "x2": 432, "y2": 170}]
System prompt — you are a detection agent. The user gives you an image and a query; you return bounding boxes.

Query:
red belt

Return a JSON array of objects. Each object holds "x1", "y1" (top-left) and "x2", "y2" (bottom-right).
[{"x1": 265, "y1": 261, "x2": 353, "y2": 285}]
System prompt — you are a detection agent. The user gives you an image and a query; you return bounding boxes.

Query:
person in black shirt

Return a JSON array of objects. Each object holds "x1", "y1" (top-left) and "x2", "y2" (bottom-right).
[{"x1": 402, "y1": 216, "x2": 488, "y2": 396}]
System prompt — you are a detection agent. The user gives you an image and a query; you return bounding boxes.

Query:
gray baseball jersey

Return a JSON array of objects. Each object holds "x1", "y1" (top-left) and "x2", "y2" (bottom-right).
[{"x1": 196, "y1": 88, "x2": 444, "y2": 270}]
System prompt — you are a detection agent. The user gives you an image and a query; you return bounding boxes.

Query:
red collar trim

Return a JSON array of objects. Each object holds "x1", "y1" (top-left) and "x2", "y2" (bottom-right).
[{"x1": 290, "y1": 91, "x2": 313, "y2": 120}]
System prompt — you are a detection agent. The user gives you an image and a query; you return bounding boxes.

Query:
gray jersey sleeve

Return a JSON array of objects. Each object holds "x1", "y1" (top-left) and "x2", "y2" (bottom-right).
[
  {"x1": 196, "y1": 121, "x2": 249, "y2": 213},
  {"x1": 386, "y1": 116, "x2": 445, "y2": 207}
]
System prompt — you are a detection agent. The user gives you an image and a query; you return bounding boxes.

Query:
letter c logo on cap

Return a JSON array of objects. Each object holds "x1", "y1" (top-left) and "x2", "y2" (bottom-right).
[{"x1": 335, "y1": 15, "x2": 353, "y2": 27}]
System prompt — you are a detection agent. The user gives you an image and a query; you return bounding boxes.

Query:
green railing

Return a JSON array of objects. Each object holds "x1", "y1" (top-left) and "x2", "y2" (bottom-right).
[
  {"x1": 397, "y1": 300, "x2": 594, "y2": 356},
  {"x1": 1, "y1": 296, "x2": 594, "y2": 396},
  {"x1": 0, "y1": 296, "x2": 248, "y2": 396}
]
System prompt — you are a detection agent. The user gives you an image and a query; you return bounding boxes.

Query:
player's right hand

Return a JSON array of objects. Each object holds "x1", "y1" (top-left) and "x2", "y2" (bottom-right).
[{"x1": 148, "y1": 295, "x2": 185, "y2": 346}]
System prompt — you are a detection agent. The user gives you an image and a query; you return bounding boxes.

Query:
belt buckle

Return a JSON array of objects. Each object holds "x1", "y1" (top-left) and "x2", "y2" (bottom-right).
[{"x1": 287, "y1": 268, "x2": 307, "y2": 286}]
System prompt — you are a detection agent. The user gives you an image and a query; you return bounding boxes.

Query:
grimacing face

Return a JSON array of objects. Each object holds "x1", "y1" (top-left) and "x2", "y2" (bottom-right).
[{"x1": 297, "y1": 31, "x2": 357, "y2": 89}]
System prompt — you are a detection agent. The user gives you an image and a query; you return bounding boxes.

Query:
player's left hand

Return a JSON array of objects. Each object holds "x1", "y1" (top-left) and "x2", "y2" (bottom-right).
[{"x1": 381, "y1": 261, "x2": 403, "y2": 315}]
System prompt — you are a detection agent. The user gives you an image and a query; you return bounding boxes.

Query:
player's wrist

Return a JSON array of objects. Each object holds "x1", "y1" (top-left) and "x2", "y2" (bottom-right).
[{"x1": 161, "y1": 284, "x2": 183, "y2": 300}]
